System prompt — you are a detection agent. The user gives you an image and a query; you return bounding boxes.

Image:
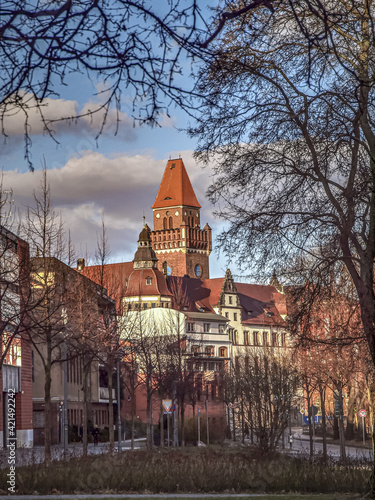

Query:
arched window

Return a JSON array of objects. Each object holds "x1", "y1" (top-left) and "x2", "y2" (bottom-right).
[
  {"x1": 146, "y1": 276, "x2": 152, "y2": 285},
  {"x1": 169, "y1": 216, "x2": 173, "y2": 229},
  {"x1": 163, "y1": 217, "x2": 167, "y2": 229},
  {"x1": 219, "y1": 347, "x2": 227, "y2": 358}
]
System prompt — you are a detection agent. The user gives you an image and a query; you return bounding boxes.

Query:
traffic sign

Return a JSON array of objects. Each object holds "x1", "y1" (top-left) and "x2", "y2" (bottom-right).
[
  {"x1": 300, "y1": 409, "x2": 305, "y2": 414},
  {"x1": 359, "y1": 409, "x2": 367, "y2": 418},
  {"x1": 162, "y1": 399, "x2": 173, "y2": 414}
]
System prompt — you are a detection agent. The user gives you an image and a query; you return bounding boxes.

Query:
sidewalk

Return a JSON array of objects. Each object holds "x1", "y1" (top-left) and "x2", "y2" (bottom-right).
[{"x1": 0, "y1": 438, "x2": 146, "y2": 468}]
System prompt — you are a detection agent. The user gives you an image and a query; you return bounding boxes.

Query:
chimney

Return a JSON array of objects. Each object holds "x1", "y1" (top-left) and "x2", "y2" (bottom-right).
[{"x1": 77, "y1": 258, "x2": 85, "y2": 272}]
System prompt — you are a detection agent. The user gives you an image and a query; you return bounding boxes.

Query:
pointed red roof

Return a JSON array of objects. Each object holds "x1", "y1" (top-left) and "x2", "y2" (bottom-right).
[{"x1": 152, "y1": 158, "x2": 201, "y2": 209}]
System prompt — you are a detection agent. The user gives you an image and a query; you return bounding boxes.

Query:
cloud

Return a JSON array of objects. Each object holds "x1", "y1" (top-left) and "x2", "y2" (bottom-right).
[
  {"x1": 3, "y1": 150, "x2": 218, "y2": 266},
  {"x1": 1, "y1": 93, "x2": 136, "y2": 140}
]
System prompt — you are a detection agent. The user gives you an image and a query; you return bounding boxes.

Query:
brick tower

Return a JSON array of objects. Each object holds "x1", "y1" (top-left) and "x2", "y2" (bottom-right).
[{"x1": 151, "y1": 158, "x2": 212, "y2": 279}]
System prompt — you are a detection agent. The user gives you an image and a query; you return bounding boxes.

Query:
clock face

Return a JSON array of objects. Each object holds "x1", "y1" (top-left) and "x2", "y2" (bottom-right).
[{"x1": 194, "y1": 264, "x2": 202, "y2": 278}]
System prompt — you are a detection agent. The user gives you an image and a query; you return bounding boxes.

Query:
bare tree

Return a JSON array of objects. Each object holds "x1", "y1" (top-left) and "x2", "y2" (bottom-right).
[
  {"x1": 0, "y1": 0, "x2": 276, "y2": 169},
  {"x1": 228, "y1": 349, "x2": 299, "y2": 454},
  {"x1": 191, "y1": 1, "x2": 375, "y2": 439},
  {"x1": 22, "y1": 167, "x2": 69, "y2": 464}
]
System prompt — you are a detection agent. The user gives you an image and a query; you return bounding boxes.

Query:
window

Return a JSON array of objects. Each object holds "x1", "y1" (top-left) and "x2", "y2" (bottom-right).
[
  {"x1": 163, "y1": 217, "x2": 167, "y2": 229},
  {"x1": 205, "y1": 346, "x2": 214, "y2": 357},
  {"x1": 219, "y1": 324, "x2": 226, "y2": 333},
  {"x1": 151, "y1": 303, "x2": 156, "y2": 308},
  {"x1": 219, "y1": 347, "x2": 227, "y2": 357},
  {"x1": 192, "y1": 345, "x2": 201, "y2": 355},
  {"x1": 169, "y1": 216, "x2": 173, "y2": 229},
  {"x1": 187, "y1": 322, "x2": 195, "y2": 332},
  {"x1": 225, "y1": 312, "x2": 229, "y2": 319},
  {"x1": 233, "y1": 312, "x2": 237, "y2": 321},
  {"x1": 204, "y1": 323, "x2": 211, "y2": 333},
  {"x1": 146, "y1": 276, "x2": 152, "y2": 285},
  {"x1": 253, "y1": 331, "x2": 259, "y2": 346},
  {"x1": 143, "y1": 303, "x2": 148, "y2": 309},
  {"x1": 263, "y1": 331, "x2": 269, "y2": 346},
  {"x1": 244, "y1": 331, "x2": 249, "y2": 345},
  {"x1": 272, "y1": 331, "x2": 278, "y2": 346},
  {"x1": 228, "y1": 296, "x2": 232, "y2": 304},
  {"x1": 281, "y1": 332, "x2": 287, "y2": 347}
]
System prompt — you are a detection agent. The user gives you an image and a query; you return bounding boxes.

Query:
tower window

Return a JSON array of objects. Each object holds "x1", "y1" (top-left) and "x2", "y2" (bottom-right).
[
  {"x1": 163, "y1": 217, "x2": 167, "y2": 229},
  {"x1": 169, "y1": 216, "x2": 173, "y2": 229},
  {"x1": 146, "y1": 276, "x2": 152, "y2": 285}
]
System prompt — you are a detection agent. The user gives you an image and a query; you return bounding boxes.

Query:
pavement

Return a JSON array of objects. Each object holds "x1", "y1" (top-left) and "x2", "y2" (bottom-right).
[
  {"x1": 284, "y1": 427, "x2": 373, "y2": 460},
  {"x1": 0, "y1": 438, "x2": 146, "y2": 468}
]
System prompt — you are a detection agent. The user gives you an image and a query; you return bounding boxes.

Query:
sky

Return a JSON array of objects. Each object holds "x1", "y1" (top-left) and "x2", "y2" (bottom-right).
[
  {"x1": 0, "y1": 1, "x2": 255, "y2": 280},
  {"x1": 0, "y1": 87, "x2": 242, "y2": 279}
]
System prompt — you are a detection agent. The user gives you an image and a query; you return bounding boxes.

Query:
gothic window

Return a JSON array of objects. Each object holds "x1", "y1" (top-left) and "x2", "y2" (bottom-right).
[
  {"x1": 169, "y1": 216, "x2": 173, "y2": 229},
  {"x1": 163, "y1": 217, "x2": 167, "y2": 229}
]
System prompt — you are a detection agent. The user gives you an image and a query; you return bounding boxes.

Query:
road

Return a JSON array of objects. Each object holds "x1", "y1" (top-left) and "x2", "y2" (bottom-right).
[{"x1": 285, "y1": 427, "x2": 372, "y2": 460}]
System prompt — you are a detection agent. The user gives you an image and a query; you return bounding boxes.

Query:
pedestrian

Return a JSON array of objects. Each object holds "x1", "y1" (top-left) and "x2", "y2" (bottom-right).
[{"x1": 92, "y1": 425, "x2": 99, "y2": 445}]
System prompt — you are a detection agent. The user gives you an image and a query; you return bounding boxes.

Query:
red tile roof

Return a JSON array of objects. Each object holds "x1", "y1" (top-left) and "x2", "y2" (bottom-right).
[
  {"x1": 125, "y1": 268, "x2": 171, "y2": 298},
  {"x1": 236, "y1": 283, "x2": 286, "y2": 326},
  {"x1": 152, "y1": 158, "x2": 201, "y2": 209}
]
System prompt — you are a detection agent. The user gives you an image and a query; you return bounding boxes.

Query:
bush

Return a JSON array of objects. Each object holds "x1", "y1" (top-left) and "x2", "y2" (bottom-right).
[{"x1": 2, "y1": 448, "x2": 370, "y2": 495}]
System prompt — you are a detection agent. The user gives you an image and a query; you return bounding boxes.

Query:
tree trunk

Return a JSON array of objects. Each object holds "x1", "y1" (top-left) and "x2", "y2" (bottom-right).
[
  {"x1": 337, "y1": 387, "x2": 346, "y2": 461},
  {"x1": 159, "y1": 399, "x2": 164, "y2": 448},
  {"x1": 180, "y1": 397, "x2": 185, "y2": 446},
  {"x1": 345, "y1": 385, "x2": 356, "y2": 441},
  {"x1": 319, "y1": 384, "x2": 327, "y2": 459},
  {"x1": 82, "y1": 364, "x2": 89, "y2": 457},
  {"x1": 108, "y1": 363, "x2": 114, "y2": 453},
  {"x1": 146, "y1": 385, "x2": 152, "y2": 450},
  {"x1": 44, "y1": 362, "x2": 52, "y2": 465},
  {"x1": 131, "y1": 391, "x2": 136, "y2": 451}
]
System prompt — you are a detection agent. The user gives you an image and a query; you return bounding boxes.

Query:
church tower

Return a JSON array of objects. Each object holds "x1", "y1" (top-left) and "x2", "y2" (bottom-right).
[{"x1": 151, "y1": 158, "x2": 212, "y2": 279}]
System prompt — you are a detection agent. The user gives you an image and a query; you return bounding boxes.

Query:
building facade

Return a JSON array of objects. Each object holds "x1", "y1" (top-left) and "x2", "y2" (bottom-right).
[{"x1": 0, "y1": 228, "x2": 33, "y2": 448}]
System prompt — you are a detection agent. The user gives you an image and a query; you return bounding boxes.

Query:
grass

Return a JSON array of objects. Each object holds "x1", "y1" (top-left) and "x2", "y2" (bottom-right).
[
  {"x1": 35, "y1": 496, "x2": 367, "y2": 500},
  {"x1": 0, "y1": 448, "x2": 371, "y2": 496}
]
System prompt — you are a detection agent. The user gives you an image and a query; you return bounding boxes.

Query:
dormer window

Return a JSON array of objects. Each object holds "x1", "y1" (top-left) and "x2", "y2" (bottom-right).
[{"x1": 146, "y1": 276, "x2": 152, "y2": 285}]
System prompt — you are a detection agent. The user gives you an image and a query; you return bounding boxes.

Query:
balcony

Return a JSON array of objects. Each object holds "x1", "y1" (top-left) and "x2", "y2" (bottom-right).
[{"x1": 99, "y1": 387, "x2": 116, "y2": 402}]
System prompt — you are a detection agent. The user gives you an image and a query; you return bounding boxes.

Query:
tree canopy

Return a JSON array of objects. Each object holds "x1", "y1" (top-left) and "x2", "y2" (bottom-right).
[{"x1": 191, "y1": 0, "x2": 375, "y2": 361}]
